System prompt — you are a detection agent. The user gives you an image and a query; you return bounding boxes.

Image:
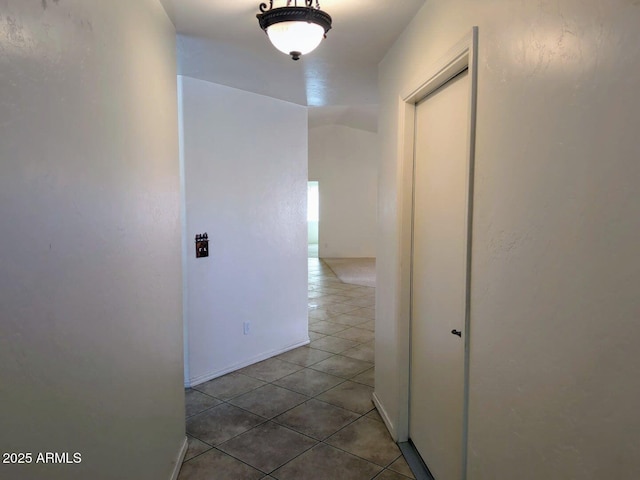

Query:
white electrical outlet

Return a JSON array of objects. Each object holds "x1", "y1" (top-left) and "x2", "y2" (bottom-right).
[{"x1": 243, "y1": 322, "x2": 250, "y2": 335}]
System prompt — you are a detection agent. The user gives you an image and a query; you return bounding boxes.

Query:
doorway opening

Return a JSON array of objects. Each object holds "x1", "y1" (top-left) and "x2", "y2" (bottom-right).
[{"x1": 308, "y1": 181, "x2": 319, "y2": 258}]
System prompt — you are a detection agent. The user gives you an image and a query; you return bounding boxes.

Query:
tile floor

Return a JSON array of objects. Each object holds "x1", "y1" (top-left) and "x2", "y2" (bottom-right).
[{"x1": 179, "y1": 258, "x2": 415, "y2": 480}]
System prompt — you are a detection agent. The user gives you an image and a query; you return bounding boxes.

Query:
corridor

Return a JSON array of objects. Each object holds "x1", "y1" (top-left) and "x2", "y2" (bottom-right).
[{"x1": 179, "y1": 258, "x2": 414, "y2": 479}]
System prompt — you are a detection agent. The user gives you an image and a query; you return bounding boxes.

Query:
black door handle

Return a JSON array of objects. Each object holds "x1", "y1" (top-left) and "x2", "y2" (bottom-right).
[{"x1": 451, "y1": 329, "x2": 462, "y2": 337}]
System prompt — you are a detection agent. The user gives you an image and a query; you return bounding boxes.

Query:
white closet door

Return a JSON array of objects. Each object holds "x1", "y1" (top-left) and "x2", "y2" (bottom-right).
[{"x1": 410, "y1": 68, "x2": 470, "y2": 480}]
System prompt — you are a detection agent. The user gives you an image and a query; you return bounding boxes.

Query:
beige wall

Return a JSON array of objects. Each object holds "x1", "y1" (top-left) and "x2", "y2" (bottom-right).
[
  {"x1": 309, "y1": 125, "x2": 378, "y2": 258},
  {"x1": 375, "y1": 1, "x2": 640, "y2": 478},
  {"x1": 0, "y1": 1, "x2": 185, "y2": 478},
  {"x1": 180, "y1": 76, "x2": 309, "y2": 387}
]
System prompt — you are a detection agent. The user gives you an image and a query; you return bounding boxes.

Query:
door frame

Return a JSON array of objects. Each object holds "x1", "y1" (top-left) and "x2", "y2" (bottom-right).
[{"x1": 394, "y1": 27, "x2": 478, "y2": 478}]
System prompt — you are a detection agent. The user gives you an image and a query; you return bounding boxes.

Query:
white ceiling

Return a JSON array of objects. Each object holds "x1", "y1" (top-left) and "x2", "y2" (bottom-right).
[{"x1": 161, "y1": 0, "x2": 425, "y2": 129}]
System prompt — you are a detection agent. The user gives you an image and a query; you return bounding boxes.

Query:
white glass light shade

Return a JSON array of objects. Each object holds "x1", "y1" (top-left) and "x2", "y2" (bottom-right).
[{"x1": 266, "y1": 21, "x2": 325, "y2": 56}]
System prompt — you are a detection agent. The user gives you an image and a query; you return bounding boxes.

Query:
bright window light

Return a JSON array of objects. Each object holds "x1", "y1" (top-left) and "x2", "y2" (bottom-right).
[{"x1": 308, "y1": 181, "x2": 319, "y2": 222}]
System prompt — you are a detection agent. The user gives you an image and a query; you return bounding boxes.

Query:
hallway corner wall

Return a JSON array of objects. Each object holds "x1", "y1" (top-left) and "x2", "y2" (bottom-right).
[
  {"x1": 0, "y1": 1, "x2": 185, "y2": 479},
  {"x1": 180, "y1": 76, "x2": 309, "y2": 386},
  {"x1": 308, "y1": 125, "x2": 378, "y2": 258}
]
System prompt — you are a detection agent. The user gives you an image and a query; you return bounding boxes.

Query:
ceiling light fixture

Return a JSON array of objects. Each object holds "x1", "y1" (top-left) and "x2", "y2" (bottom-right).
[{"x1": 257, "y1": 0, "x2": 332, "y2": 61}]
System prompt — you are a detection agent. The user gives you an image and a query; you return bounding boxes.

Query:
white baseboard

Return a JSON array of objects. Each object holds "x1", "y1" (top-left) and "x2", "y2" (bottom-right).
[
  {"x1": 186, "y1": 338, "x2": 310, "y2": 388},
  {"x1": 372, "y1": 391, "x2": 397, "y2": 441},
  {"x1": 170, "y1": 436, "x2": 188, "y2": 480}
]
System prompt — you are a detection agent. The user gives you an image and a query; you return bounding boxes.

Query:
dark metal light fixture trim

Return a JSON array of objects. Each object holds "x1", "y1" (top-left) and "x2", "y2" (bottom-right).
[{"x1": 257, "y1": 0, "x2": 333, "y2": 61}]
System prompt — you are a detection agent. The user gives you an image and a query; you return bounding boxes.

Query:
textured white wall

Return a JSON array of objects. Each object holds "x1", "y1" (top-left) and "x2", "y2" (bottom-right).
[
  {"x1": 0, "y1": 1, "x2": 185, "y2": 479},
  {"x1": 308, "y1": 125, "x2": 378, "y2": 258},
  {"x1": 375, "y1": 1, "x2": 640, "y2": 479},
  {"x1": 180, "y1": 76, "x2": 308, "y2": 386}
]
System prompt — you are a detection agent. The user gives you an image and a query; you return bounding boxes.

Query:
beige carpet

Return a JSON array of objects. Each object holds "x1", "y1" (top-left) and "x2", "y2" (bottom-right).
[{"x1": 322, "y1": 257, "x2": 376, "y2": 287}]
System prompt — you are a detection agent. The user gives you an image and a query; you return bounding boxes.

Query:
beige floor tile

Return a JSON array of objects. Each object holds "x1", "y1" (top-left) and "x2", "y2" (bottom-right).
[
  {"x1": 194, "y1": 373, "x2": 266, "y2": 401},
  {"x1": 308, "y1": 291, "x2": 327, "y2": 299},
  {"x1": 326, "y1": 417, "x2": 401, "y2": 467},
  {"x1": 184, "y1": 435, "x2": 212, "y2": 462},
  {"x1": 309, "y1": 320, "x2": 349, "y2": 335},
  {"x1": 387, "y1": 456, "x2": 415, "y2": 479},
  {"x1": 308, "y1": 268, "x2": 333, "y2": 276},
  {"x1": 314, "y1": 285, "x2": 350, "y2": 294},
  {"x1": 319, "y1": 294, "x2": 355, "y2": 304},
  {"x1": 274, "y1": 368, "x2": 344, "y2": 397},
  {"x1": 274, "y1": 399, "x2": 360, "y2": 440},
  {"x1": 307, "y1": 281, "x2": 333, "y2": 290},
  {"x1": 330, "y1": 314, "x2": 371, "y2": 327},
  {"x1": 342, "y1": 343, "x2": 375, "y2": 363},
  {"x1": 349, "y1": 286, "x2": 376, "y2": 296},
  {"x1": 309, "y1": 277, "x2": 343, "y2": 286},
  {"x1": 358, "y1": 320, "x2": 376, "y2": 332},
  {"x1": 186, "y1": 404, "x2": 265, "y2": 446},
  {"x1": 315, "y1": 303, "x2": 361, "y2": 316},
  {"x1": 308, "y1": 331, "x2": 326, "y2": 341},
  {"x1": 334, "y1": 327, "x2": 375, "y2": 343},
  {"x1": 327, "y1": 282, "x2": 362, "y2": 292},
  {"x1": 374, "y1": 470, "x2": 413, "y2": 480},
  {"x1": 185, "y1": 389, "x2": 222, "y2": 418},
  {"x1": 348, "y1": 307, "x2": 376, "y2": 320},
  {"x1": 309, "y1": 336, "x2": 359, "y2": 354},
  {"x1": 338, "y1": 287, "x2": 375, "y2": 298},
  {"x1": 275, "y1": 347, "x2": 333, "y2": 366},
  {"x1": 340, "y1": 295, "x2": 376, "y2": 308},
  {"x1": 310, "y1": 268, "x2": 335, "y2": 275},
  {"x1": 352, "y1": 367, "x2": 375, "y2": 387},
  {"x1": 308, "y1": 295, "x2": 352, "y2": 313},
  {"x1": 310, "y1": 355, "x2": 373, "y2": 379},
  {"x1": 365, "y1": 408, "x2": 384, "y2": 423},
  {"x1": 271, "y1": 444, "x2": 382, "y2": 480},
  {"x1": 238, "y1": 357, "x2": 303, "y2": 383},
  {"x1": 308, "y1": 308, "x2": 333, "y2": 321},
  {"x1": 229, "y1": 384, "x2": 308, "y2": 418},
  {"x1": 178, "y1": 448, "x2": 263, "y2": 480},
  {"x1": 219, "y1": 421, "x2": 317, "y2": 474},
  {"x1": 316, "y1": 381, "x2": 374, "y2": 414}
]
